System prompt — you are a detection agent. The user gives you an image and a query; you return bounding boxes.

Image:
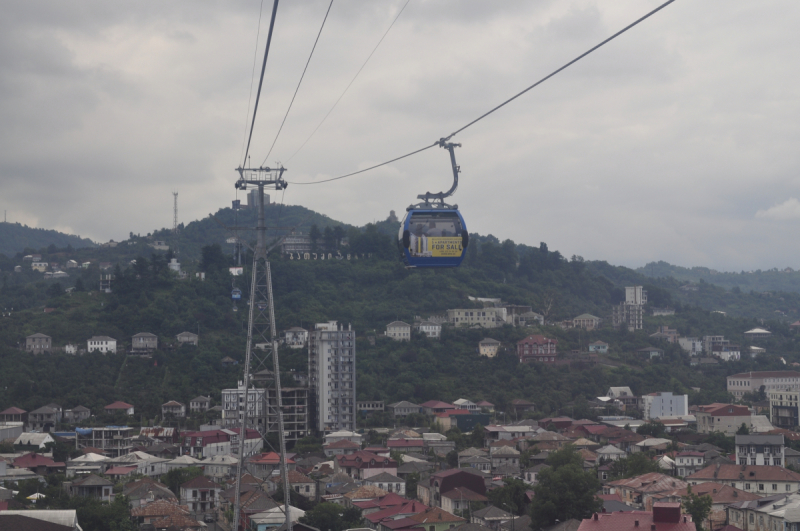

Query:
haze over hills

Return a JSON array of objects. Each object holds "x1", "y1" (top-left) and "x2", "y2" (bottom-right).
[
  {"x1": 0, "y1": 221, "x2": 96, "y2": 257},
  {"x1": 637, "y1": 260, "x2": 800, "y2": 294}
]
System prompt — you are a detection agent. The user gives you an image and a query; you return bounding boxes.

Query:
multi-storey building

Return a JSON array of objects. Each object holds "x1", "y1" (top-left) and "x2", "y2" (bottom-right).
[
  {"x1": 612, "y1": 286, "x2": 647, "y2": 331},
  {"x1": 266, "y1": 387, "x2": 309, "y2": 442},
  {"x1": 309, "y1": 321, "x2": 356, "y2": 433},
  {"x1": 446, "y1": 308, "x2": 507, "y2": 328},
  {"x1": 221, "y1": 381, "x2": 266, "y2": 433},
  {"x1": 221, "y1": 381, "x2": 309, "y2": 443},
  {"x1": 695, "y1": 403, "x2": 752, "y2": 435},
  {"x1": 77, "y1": 426, "x2": 134, "y2": 458},
  {"x1": 735, "y1": 434, "x2": 785, "y2": 466},
  {"x1": 769, "y1": 388, "x2": 800, "y2": 430},
  {"x1": 516, "y1": 335, "x2": 558, "y2": 363},
  {"x1": 727, "y1": 371, "x2": 800, "y2": 400},
  {"x1": 642, "y1": 392, "x2": 688, "y2": 421}
]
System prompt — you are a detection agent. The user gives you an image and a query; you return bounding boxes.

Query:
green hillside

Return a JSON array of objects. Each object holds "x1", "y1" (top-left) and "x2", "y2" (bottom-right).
[
  {"x1": 1, "y1": 205, "x2": 800, "y2": 428},
  {"x1": 0, "y1": 221, "x2": 96, "y2": 258},
  {"x1": 637, "y1": 260, "x2": 800, "y2": 294}
]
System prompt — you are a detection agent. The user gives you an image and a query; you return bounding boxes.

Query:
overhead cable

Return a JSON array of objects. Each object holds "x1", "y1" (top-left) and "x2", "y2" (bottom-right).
[
  {"x1": 287, "y1": 0, "x2": 677, "y2": 185},
  {"x1": 261, "y1": 0, "x2": 335, "y2": 166},
  {"x1": 242, "y1": 0, "x2": 281, "y2": 168},
  {"x1": 240, "y1": 0, "x2": 266, "y2": 163},
  {"x1": 285, "y1": 0, "x2": 412, "y2": 163}
]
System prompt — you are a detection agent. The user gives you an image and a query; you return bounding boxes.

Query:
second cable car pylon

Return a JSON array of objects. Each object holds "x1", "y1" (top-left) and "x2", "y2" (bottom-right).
[
  {"x1": 398, "y1": 140, "x2": 469, "y2": 268},
  {"x1": 231, "y1": 165, "x2": 293, "y2": 531}
]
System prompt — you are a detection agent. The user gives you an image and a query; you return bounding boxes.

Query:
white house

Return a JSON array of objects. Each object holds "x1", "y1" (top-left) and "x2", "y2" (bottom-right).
[
  {"x1": 283, "y1": 327, "x2": 309, "y2": 348},
  {"x1": 87, "y1": 336, "x2": 117, "y2": 354},
  {"x1": 642, "y1": 392, "x2": 688, "y2": 421},
  {"x1": 588, "y1": 341, "x2": 609, "y2": 353},
  {"x1": 415, "y1": 321, "x2": 442, "y2": 339},
  {"x1": 678, "y1": 337, "x2": 702, "y2": 356},
  {"x1": 386, "y1": 321, "x2": 412, "y2": 341}
]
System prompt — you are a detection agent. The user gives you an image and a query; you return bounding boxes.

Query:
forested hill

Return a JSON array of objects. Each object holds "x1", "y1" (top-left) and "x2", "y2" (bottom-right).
[
  {"x1": 0, "y1": 221, "x2": 96, "y2": 257},
  {"x1": 637, "y1": 260, "x2": 800, "y2": 294}
]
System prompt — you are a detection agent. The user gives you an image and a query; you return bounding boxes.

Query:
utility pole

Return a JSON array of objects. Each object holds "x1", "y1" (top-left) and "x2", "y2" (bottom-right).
[
  {"x1": 231, "y1": 165, "x2": 291, "y2": 531},
  {"x1": 172, "y1": 191, "x2": 179, "y2": 256}
]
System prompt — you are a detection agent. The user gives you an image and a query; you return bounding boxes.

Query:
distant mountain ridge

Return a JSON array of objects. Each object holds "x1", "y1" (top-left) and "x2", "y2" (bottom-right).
[
  {"x1": 637, "y1": 260, "x2": 800, "y2": 294},
  {"x1": 0, "y1": 222, "x2": 96, "y2": 257}
]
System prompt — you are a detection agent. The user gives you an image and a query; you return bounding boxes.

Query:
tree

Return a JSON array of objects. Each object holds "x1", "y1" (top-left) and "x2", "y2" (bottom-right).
[
  {"x1": 299, "y1": 502, "x2": 362, "y2": 531},
  {"x1": 682, "y1": 485, "x2": 713, "y2": 531},
  {"x1": 487, "y1": 478, "x2": 528, "y2": 515},
  {"x1": 309, "y1": 224, "x2": 320, "y2": 253},
  {"x1": 609, "y1": 452, "x2": 661, "y2": 480},
  {"x1": 163, "y1": 466, "x2": 204, "y2": 494},
  {"x1": 530, "y1": 446, "x2": 602, "y2": 528},
  {"x1": 293, "y1": 436, "x2": 323, "y2": 454},
  {"x1": 446, "y1": 450, "x2": 459, "y2": 469},
  {"x1": 736, "y1": 423, "x2": 750, "y2": 435},
  {"x1": 469, "y1": 424, "x2": 486, "y2": 448},
  {"x1": 46, "y1": 282, "x2": 63, "y2": 298},
  {"x1": 406, "y1": 472, "x2": 420, "y2": 500},
  {"x1": 637, "y1": 421, "x2": 668, "y2": 438},
  {"x1": 74, "y1": 278, "x2": 85, "y2": 292}
]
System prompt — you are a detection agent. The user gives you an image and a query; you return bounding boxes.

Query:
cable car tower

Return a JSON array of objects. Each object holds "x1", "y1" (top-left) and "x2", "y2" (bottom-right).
[{"x1": 231, "y1": 165, "x2": 293, "y2": 531}]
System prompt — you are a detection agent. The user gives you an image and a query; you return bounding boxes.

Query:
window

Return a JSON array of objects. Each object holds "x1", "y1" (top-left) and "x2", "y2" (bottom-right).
[{"x1": 759, "y1": 484, "x2": 765, "y2": 491}]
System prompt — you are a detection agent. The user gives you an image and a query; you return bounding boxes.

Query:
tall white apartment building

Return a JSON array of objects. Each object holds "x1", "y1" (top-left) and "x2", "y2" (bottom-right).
[
  {"x1": 309, "y1": 321, "x2": 356, "y2": 433},
  {"x1": 612, "y1": 286, "x2": 647, "y2": 331}
]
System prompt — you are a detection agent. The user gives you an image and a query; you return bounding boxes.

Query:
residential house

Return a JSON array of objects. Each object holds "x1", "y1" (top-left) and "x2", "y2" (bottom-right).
[
  {"x1": 460, "y1": 455, "x2": 491, "y2": 472},
  {"x1": 388, "y1": 401, "x2": 422, "y2": 417},
  {"x1": 64, "y1": 406, "x2": 91, "y2": 424},
  {"x1": 516, "y1": 335, "x2": 558, "y2": 364},
  {"x1": 418, "y1": 469, "x2": 486, "y2": 512},
  {"x1": 453, "y1": 399, "x2": 479, "y2": 411},
  {"x1": 386, "y1": 321, "x2": 412, "y2": 341},
  {"x1": 408, "y1": 506, "x2": 466, "y2": 531},
  {"x1": 654, "y1": 483, "x2": 759, "y2": 530},
  {"x1": 637, "y1": 347, "x2": 664, "y2": 359},
  {"x1": 282, "y1": 327, "x2": 309, "y2": 348},
  {"x1": 104, "y1": 401, "x2": 134, "y2": 416},
  {"x1": 687, "y1": 464, "x2": 800, "y2": 496},
  {"x1": 139, "y1": 426, "x2": 179, "y2": 444},
  {"x1": 324, "y1": 430, "x2": 363, "y2": 445},
  {"x1": 176, "y1": 331, "x2": 199, "y2": 346},
  {"x1": 447, "y1": 308, "x2": 507, "y2": 328},
  {"x1": 65, "y1": 474, "x2": 114, "y2": 502},
  {"x1": 15, "y1": 432, "x2": 55, "y2": 449},
  {"x1": 725, "y1": 492, "x2": 794, "y2": 531},
  {"x1": 673, "y1": 452, "x2": 706, "y2": 477},
  {"x1": 511, "y1": 399, "x2": 536, "y2": 417},
  {"x1": 523, "y1": 464, "x2": 550, "y2": 486},
  {"x1": 324, "y1": 439, "x2": 361, "y2": 457},
  {"x1": 441, "y1": 487, "x2": 489, "y2": 516},
  {"x1": 596, "y1": 445, "x2": 626, "y2": 462},
  {"x1": 335, "y1": 451, "x2": 398, "y2": 480},
  {"x1": 202, "y1": 455, "x2": 238, "y2": 479},
  {"x1": 603, "y1": 473, "x2": 687, "y2": 510},
  {"x1": 25, "y1": 333, "x2": 52, "y2": 354},
  {"x1": 416, "y1": 320, "x2": 442, "y2": 339},
  {"x1": 650, "y1": 326, "x2": 678, "y2": 344},
  {"x1": 477, "y1": 401, "x2": 495, "y2": 413},
  {"x1": 13, "y1": 452, "x2": 66, "y2": 475},
  {"x1": 588, "y1": 341, "x2": 609, "y2": 354},
  {"x1": 517, "y1": 311, "x2": 544, "y2": 327},
  {"x1": 576, "y1": 503, "x2": 695, "y2": 531},
  {"x1": 770, "y1": 388, "x2": 800, "y2": 430},
  {"x1": 87, "y1": 336, "x2": 116, "y2": 354},
  {"x1": 189, "y1": 396, "x2": 211, "y2": 413},
  {"x1": 490, "y1": 446, "x2": 520, "y2": 471},
  {"x1": 364, "y1": 472, "x2": 406, "y2": 496},
  {"x1": 270, "y1": 470, "x2": 316, "y2": 498},
  {"x1": 472, "y1": 506, "x2": 513, "y2": 530},
  {"x1": 678, "y1": 337, "x2": 702, "y2": 356},
  {"x1": 420, "y1": 401, "x2": 456, "y2": 416},
  {"x1": 478, "y1": 338, "x2": 501, "y2": 357},
  {"x1": 0, "y1": 406, "x2": 27, "y2": 426},
  {"x1": 180, "y1": 475, "x2": 220, "y2": 514},
  {"x1": 745, "y1": 328, "x2": 772, "y2": 340},
  {"x1": 735, "y1": 434, "x2": 785, "y2": 466},
  {"x1": 726, "y1": 371, "x2": 800, "y2": 400},
  {"x1": 695, "y1": 403, "x2": 752, "y2": 435},
  {"x1": 28, "y1": 406, "x2": 61, "y2": 431},
  {"x1": 161, "y1": 401, "x2": 186, "y2": 419},
  {"x1": 76, "y1": 426, "x2": 134, "y2": 458},
  {"x1": 642, "y1": 392, "x2": 688, "y2": 421},
  {"x1": 123, "y1": 477, "x2": 177, "y2": 508},
  {"x1": 131, "y1": 332, "x2": 158, "y2": 352},
  {"x1": 573, "y1": 314, "x2": 602, "y2": 330}
]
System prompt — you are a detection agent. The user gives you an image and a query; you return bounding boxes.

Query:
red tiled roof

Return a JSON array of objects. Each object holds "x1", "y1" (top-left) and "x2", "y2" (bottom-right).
[
  {"x1": 366, "y1": 500, "x2": 428, "y2": 524},
  {"x1": 694, "y1": 404, "x2": 750, "y2": 416},
  {"x1": 608, "y1": 473, "x2": 686, "y2": 493},
  {"x1": 658, "y1": 483, "x2": 760, "y2": 504},
  {"x1": 152, "y1": 513, "x2": 204, "y2": 529},
  {"x1": 419, "y1": 400, "x2": 455, "y2": 409},
  {"x1": 441, "y1": 487, "x2": 488, "y2": 502},
  {"x1": 131, "y1": 499, "x2": 190, "y2": 517},
  {"x1": 688, "y1": 464, "x2": 800, "y2": 482},
  {"x1": 325, "y1": 439, "x2": 360, "y2": 449},
  {"x1": 181, "y1": 476, "x2": 219, "y2": 489},
  {"x1": 409, "y1": 507, "x2": 465, "y2": 524},
  {"x1": 105, "y1": 401, "x2": 134, "y2": 410},
  {"x1": 0, "y1": 407, "x2": 26, "y2": 415},
  {"x1": 13, "y1": 452, "x2": 62, "y2": 468},
  {"x1": 387, "y1": 439, "x2": 424, "y2": 448},
  {"x1": 249, "y1": 452, "x2": 296, "y2": 465},
  {"x1": 577, "y1": 510, "x2": 696, "y2": 531},
  {"x1": 337, "y1": 451, "x2": 398, "y2": 469}
]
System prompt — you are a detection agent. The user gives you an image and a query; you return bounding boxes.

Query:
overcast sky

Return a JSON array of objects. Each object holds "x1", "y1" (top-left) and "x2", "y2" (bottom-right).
[{"x1": 2, "y1": 0, "x2": 799, "y2": 271}]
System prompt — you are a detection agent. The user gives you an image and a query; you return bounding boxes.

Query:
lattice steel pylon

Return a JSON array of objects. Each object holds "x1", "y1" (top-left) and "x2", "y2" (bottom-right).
[{"x1": 231, "y1": 166, "x2": 292, "y2": 531}]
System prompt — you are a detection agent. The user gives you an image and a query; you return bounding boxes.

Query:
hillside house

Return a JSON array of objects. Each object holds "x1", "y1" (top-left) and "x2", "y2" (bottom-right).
[
  {"x1": 574, "y1": 314, "x2": 602, "y2": 330},
  {"x1": 387, "y1": 401, "x2": 422, "y2": 417},
  {"x1": 66, "y1": 474, "x2": 115, "y2": 502},
  {"x1": 735, "y1": 434, "x2": 785, "y2": 466},
  {"x1": 604, "y1": 472, "x2": 687, "y2": 510},
  {"x1": 189, "y1": 396, "x2": 211, "y2": 413},
  {"x1": 420, "y1": 401, "x2": 456, "y2": 416},
  {"x1": 745, "y1": 328, "x2": 772, "y2": 340},
  {"x1": 589, "y1": 341, "x2": 609, "y2": 353},
  {"x1": 176, "y1": 331, "x2": 198, "y2": 346},
  {"x1": 25, "y1": 333, "x2": 51, "y2": 354},
  {"x1": 417, "y1": 469, "x2": 486, "y2": 510},
  {"x1": 517, "y1": 335, "x2": 558, "y2": 364},
  {"x1": 161, "y1": 401, "x2": 186, "y2": 419},
  {"x1": 28, "y1": 406, "x2": 61, "y2": 431},
  {"x1": 180, "y1": 475, "x2": 220, "y2": 513},
  {"x1": 364, "y1": 472, "x2": 406, "y2": 496},
  {"x1": 686, "y1": 464, "x2": 800, "y2": 495},
  {"x1": 105, "y1": 401, "x2": 135, "y2": 416},
  {"x1": 132, "y1": 332, "x2": 158, "y2": 352},
  {"x1": 335, "y1": 451, "x2": 398, "y2": 480},
  {"x1": 386, "y1": 321, "x2": 412, "y2": 341},
  {"x1": 87, "y1": 336, "x2": 116, "y2": 354},
  {"x1": 416, "y1": 320, "x2": 442, "y2": 339},
  {"x1": 478, "y1": 338, "x2": 501, "y2": 357},
  {"x1": 447, "y1": 308, "x2": 507, "y2": 328},
  {"x1": 282, "y1": 327, "x2": 308, "y2": 348},
  {"x1": 695, "y1": 403, "x2": 751, "y2": 435}
]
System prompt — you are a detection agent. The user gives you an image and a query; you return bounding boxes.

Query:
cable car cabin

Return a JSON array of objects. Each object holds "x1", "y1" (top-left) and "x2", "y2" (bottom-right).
[{"x1": 399, "y1": 209, "x2": 468, "y2": 268}]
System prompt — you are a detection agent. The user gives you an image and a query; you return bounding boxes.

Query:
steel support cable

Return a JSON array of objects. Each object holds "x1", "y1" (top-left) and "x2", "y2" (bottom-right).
[
  {"x1": 262, "y1": 0, "x2": 335, "y2": 166},
  {"x1": 285, "y1": 0, "x2": 412, "y2": 163},
  {"x1": 286, "y1": 0, "x2": 677, "y2": 186},
  {"x1": 243, "y1": 0, "x2": 281, "y2": 168},
  {"x1": 240, "y1": 0, "x2": 266, "y2": 163}
]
